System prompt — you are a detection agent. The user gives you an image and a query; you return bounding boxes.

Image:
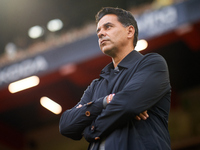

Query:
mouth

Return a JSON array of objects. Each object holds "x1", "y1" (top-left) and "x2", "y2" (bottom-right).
[{"x1": 100, "y1": 40, "x2": 109, "y2": 45}]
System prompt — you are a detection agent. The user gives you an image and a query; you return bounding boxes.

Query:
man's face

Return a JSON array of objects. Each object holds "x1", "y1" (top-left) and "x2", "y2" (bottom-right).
[{"x1": 96, "y1": 14, "x2": 128, "y2": 56}]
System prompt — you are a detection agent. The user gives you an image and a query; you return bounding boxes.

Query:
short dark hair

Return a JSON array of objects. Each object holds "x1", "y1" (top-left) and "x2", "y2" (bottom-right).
[{"x1": 95, "y1": 7, "x2": 138, "y2": 47}]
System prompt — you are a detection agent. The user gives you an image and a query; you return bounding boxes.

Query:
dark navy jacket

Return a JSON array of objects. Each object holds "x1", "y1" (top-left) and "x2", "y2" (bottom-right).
[{"x1": 59, "y1": 50, "x2": 171, "y2": 150}]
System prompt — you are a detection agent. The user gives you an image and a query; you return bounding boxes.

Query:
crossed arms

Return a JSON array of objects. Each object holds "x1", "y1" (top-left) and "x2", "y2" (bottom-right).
[{"x1": 59, "y1": 54, "x2": 170, "y2": 141}]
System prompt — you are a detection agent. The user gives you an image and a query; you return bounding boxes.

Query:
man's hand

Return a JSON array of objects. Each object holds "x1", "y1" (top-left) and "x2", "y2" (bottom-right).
[
  {"x1": 76, "y1": 104, "x2": 82, "y2": 108},
  {"x1": 106, "y1": 94, "x2": 115, "y2": 104},
  {"x1": 135, "y1": 110, "x2": 149, "y2": 121},
  {"x1": 106, "y1": 94, "x2": 149, "y2": 121}
]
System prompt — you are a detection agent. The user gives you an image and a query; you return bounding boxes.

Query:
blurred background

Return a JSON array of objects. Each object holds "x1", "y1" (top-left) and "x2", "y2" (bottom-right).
[{"x1": 0, "y1": 0, "x2": 200, "y2": 149}]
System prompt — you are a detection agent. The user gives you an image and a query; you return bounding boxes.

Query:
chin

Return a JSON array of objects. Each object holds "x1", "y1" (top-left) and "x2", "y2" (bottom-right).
[
  {"x1": 102, "y1": 49, "x2": 115, "y2": 57},
  {"x1": 100, "y1": 45, "x2": 115, "y2": 55}
]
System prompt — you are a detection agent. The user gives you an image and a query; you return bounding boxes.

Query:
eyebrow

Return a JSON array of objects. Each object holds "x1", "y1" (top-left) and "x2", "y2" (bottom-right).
[{"x1": 96, "y1": 22, "x2": 113, "y2": 33}]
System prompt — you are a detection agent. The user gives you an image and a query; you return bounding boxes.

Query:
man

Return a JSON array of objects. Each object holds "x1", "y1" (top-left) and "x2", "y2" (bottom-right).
[{"x1": 59, "y1": 7, "x2": 171, "y2": 150}]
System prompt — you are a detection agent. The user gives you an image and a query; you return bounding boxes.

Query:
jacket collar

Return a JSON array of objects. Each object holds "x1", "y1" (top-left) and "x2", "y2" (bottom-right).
[
  {"x1": 118, "y1": 50, "x2": 143, "y2": 69},
  {"x1": 100, "y1": 50, "x2": 143, "y2": 78}
]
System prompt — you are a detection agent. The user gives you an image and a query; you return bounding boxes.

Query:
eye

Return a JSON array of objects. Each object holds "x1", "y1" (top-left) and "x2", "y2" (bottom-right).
[
  {"x1": 105, "y1": 24, "x2": 111, "y2": 29},
  {"x1": 96, "y1": 29, "x2": 100, "y2": 34}
]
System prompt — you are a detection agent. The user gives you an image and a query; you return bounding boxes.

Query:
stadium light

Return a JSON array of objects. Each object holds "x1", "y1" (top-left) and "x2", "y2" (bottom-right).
[
  {"x1": 8, "y1": 76, "x2": 40, "y2": 93},
  {"x1": 40, "y1": 96, "x2": 62, "y2": 115},
  {"x1": 28, "y1": 25, "x2": 44, "y2": 39},
  {"x1": 47, "y1": 19, "x2": 63, "y2": 32},
  {"x1": 135, "y1": 39, "x2": 148, "y2": 51}
]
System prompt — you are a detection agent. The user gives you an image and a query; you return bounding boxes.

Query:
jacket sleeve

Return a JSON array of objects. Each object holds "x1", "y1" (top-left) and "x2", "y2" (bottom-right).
[
  {"x1": 84, "y1": 54, "x2": 171, "y2": 142},
  {"x1": 59, "y1": 79, "x2": 105, "y2": 140}
]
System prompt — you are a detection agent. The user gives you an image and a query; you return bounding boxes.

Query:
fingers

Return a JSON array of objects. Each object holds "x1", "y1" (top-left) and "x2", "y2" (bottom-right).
[
  {"x1": 135, "y1": 115, "x2": 142, "y2": 121},
  {"x1": 135, "y1": 111, "x2": 149, "y2": 121},
  {"x1": 142, "y1": 110, "x2": 149, "y2": 118},
  {"x1": 76, "y1": 104, "x2": 82, "y2": 108},
  {"x1": 107, "y1": 94, "x2": 115, "y2": 104},
  {"x1": 139, "y1": 111, "x2": 149, "y2": 120}
]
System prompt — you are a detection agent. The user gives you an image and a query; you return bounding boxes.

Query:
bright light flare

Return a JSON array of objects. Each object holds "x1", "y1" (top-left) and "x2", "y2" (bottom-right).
[
  {"x1": 47, "y1": 19, "x2": 63, "y2": 32},
  {"x1": 40, "y1": 97, "x2": 62, "y2": 115},
  {"x1": 8, "y1": 76, "x2": 40, "y2": 93},
  {"x1": 135, "y1": 39, "x2": 148, "y2": 51},
  {"x1": 28, "y1": 26, "x2": 44, "y2": 39}
]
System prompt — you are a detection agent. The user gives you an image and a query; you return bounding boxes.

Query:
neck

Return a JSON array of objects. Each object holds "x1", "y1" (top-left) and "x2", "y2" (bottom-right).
[{"x1": 112, "y1": 47, "x2": 134, "y2": 68}]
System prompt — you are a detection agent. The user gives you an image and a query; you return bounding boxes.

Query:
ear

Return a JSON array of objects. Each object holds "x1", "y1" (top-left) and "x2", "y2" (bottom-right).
[{"x1": 127, "y1": 25, "x2": 135, "y2": 39}]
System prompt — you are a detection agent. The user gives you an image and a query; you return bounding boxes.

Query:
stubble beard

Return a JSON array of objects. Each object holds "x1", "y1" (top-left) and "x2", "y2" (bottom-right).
[{"x1": 101, "y1": 45, "x2": 117, "y2": 58}]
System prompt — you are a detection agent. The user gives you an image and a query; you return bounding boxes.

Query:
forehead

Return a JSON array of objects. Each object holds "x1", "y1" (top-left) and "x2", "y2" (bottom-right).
[{"x1": 97, "y1": 14, "x2": 120, "y2": 28}]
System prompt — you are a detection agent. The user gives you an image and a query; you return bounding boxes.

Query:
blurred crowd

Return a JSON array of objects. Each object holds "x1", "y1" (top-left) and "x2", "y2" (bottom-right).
[{"x1": 0, "y1": 0, "x2": 184, "y2": 68}]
